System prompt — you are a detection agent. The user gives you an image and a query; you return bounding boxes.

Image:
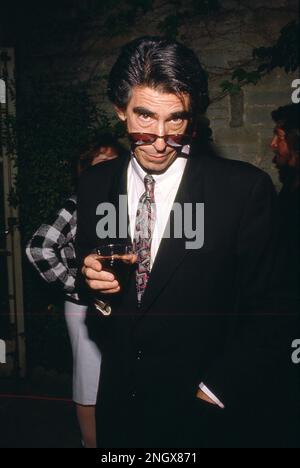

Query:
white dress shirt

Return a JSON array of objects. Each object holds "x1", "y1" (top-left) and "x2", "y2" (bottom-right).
[
  {"x1": 128, "y1": 154, "x2": 188, "y2": 267},
  {"x1": 127, "y1": 153, "x2": 225, "y2": 409}
]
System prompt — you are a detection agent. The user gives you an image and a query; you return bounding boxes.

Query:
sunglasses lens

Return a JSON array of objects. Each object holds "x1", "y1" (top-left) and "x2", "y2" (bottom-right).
[
  {"x1": 130, "y1": 133, "x2": 155, "y2": 146},
  {"x1": 129, "y1": 133, "x2": 191, "y2": 148},
  {"x1": 167, "y1": 135, "x2": 190, "y2": 147}
]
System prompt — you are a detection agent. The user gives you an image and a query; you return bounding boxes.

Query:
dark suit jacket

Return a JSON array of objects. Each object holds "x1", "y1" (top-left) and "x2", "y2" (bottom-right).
[{"x1": 76, "y1": 148, "x2": 298, "y2": 448}]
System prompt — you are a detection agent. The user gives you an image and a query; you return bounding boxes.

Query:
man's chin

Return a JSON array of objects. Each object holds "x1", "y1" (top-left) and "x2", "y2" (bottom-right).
[
  {"x1": 136, "y1": 152, "x2": 177, "y2": 173},
  {"x1": 143, "y1": 160, "x2": 172, "y2": 174}
]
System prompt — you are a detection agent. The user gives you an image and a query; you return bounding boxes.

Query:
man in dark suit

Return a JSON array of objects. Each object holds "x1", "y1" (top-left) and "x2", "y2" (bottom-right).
[{"x1": 76, "y1": 37, "x2": 298, "y2": 448}]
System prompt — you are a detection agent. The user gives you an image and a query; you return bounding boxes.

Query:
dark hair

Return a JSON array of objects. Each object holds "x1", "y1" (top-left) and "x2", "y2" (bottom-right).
[
  {"x1": 271, "y1": 103, "x2": 300, "y2": 153},
  {"x1": 71, "y1": 133, "x2": 125, "y2": 189},
  {"x1": 107, "y1": 36, "x2": 209, "y2": 119},
  {"x1": 78, "y1": 133, "x2": 124, "y2": 174}
]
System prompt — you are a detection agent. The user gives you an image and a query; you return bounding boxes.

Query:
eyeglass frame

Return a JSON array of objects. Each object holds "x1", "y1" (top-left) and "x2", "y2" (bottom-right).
[{"x1": 128, "y1": 132, "x2": 193, "y2": 149}]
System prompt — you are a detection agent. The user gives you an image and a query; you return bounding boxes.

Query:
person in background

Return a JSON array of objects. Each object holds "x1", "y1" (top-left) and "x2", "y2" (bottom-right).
[
  {"x1": 271, "y1": 104, "x2": 299, "y2": 193},
  {"x1": 77, "y1": 133, "x2": 123, "y2": 173},
  {"x1": 270, "y1": 104, "x2": 300, "y2": 446},
  {"x1": 271, "y1": 104, "x2": 299, "y2": 304},
  {"x1": 26, "y1": 133, "x2": 123, "y2": 448}
]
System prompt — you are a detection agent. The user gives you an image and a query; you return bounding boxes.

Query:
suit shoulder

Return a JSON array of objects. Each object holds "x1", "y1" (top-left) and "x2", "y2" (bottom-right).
[{"x1": 200, "y1": 155, "x2": 273, "y2": 188}]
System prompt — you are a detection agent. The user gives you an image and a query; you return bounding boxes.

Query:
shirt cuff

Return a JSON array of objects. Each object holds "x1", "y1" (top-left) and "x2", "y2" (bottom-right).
[{"x1": 199, "y1": 383, "x2": 225, "y2": 409}]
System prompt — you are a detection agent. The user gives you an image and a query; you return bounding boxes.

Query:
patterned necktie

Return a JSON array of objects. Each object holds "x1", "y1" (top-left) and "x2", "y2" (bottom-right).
[{"x1": 134, "y1": 175, "x2": 156, "y2": 306}]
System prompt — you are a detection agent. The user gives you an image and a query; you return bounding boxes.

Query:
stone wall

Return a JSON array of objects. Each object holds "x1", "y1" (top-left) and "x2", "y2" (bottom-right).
[
  {"x1": 16, "y1": 0, "x2": 299, "y2": 189},
  {"x1": 210, "y1": 70, "x2": 298, "y2": 188}
]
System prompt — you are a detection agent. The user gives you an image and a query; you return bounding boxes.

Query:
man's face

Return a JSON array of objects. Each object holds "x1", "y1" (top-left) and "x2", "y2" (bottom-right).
[
  {"x1": 115, "y1": 86, "x2": 191, "y2": 173},
  {"x1": 270, "y1": 127, "x2": 294, "y2": 183}
]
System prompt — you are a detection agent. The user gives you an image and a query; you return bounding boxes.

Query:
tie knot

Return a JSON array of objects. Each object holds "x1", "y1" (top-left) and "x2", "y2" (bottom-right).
[{"x1": 144, "y1": 175, "x2": 155, "y2": 199}]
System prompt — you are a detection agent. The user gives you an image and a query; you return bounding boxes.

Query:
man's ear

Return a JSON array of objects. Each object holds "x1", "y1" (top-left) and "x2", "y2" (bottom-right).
[{"x1": 114, "y1": 106, "x2": 127, "y2": 121}]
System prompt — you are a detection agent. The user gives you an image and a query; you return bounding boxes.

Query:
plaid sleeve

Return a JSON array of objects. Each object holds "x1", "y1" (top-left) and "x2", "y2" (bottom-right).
[{"x1": 26, "y1": 196, "x2": 78, "y2": 293}]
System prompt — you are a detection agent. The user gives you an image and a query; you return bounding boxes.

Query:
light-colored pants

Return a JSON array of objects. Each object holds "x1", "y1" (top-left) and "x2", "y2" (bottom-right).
[{"x1": 64, "y1": 301, "x2": 101, "y2": 405}]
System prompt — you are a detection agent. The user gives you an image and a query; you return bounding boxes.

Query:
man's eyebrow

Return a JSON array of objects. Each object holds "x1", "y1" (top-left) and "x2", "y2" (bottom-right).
[
  {"x1": 133, "y1": 107, "x2": 191, "y2": 120},
  {"x1": 133, "y1": 107, "x2": 156, "y2": 117},
  {"x1": 168, "y1": 110, "x2": 192, "y2": 120}
]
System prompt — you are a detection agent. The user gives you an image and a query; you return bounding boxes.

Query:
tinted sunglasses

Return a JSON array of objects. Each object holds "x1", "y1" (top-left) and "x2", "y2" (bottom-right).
[{"x1": 128, "y1": 132, "x2": 192, "y2": 148}]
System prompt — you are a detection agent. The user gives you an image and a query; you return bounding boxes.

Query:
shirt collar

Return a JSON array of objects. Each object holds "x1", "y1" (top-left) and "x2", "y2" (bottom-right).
[{"x1": 130, "y1": 150, "x2": 189, "y2": 186}]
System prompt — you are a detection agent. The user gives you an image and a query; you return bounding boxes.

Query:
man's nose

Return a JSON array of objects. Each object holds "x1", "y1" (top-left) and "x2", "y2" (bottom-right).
[
  {"x1": 152, "y1": 122, "x2": 168, "y2": 152},
  {"x1": 153, "y1": 135, "x2": 167, "y2": 152},
  {"x1": 270, "y1": 136, "x2": 278, "y2": 150}
]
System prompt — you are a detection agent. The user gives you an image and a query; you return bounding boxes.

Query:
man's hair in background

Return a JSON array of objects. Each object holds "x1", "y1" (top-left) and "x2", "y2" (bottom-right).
[
  {"x1": 272, "y1": 103, "x2": 300, "y2": 153},
  {"x1": 107, "y1": 36, "x2": 210, "y2": 118}
]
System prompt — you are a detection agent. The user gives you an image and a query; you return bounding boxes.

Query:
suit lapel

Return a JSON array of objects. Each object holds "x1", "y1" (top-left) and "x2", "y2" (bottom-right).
[
  {"x1": 108, "y1": 155, "x2": 131, "y2": 245},
  {"x1": 139, "y1": 152, "x2": 205, "y2": 314}
]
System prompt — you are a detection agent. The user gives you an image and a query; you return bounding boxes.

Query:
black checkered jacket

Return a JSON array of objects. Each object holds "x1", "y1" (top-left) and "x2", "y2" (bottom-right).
[{"x1": 26, "y1": 195, "x2": 82, "y2": 303}]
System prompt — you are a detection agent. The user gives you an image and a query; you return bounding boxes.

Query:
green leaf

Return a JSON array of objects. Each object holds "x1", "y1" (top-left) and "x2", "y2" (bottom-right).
[
  {"x1": 220, "y1": 80, "x2": 232, "y2": 92},
  {"x1": 230, "y1": 84, "x2": 242, "y2": 95},
  {"x1": 232, "y1": 68, "x2": 248, "y2": 82},
  {"x1": 220, "y1": 80, "x2": 241, "y2": 95}
]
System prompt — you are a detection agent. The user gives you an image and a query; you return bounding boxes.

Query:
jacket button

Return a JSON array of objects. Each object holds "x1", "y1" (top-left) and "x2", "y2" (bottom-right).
[{"x1": 137, "y1": 350, "x2": 143, "y2": 360}]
